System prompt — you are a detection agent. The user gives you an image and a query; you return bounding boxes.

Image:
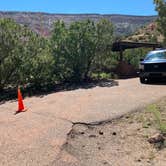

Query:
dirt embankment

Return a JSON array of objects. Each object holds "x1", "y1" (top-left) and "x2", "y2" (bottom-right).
[{"x1": 56, "y1": 98, "x2": 166, "y2": 166}]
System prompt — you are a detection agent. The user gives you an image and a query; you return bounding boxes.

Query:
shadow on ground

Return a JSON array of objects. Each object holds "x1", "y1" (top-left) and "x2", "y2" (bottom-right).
[
  {"x1": 147, "y1": 79, "x2": 166, "y2": 86},
  {"x1": 0, "y1": 79, "x2": 119, "y2": 104}
]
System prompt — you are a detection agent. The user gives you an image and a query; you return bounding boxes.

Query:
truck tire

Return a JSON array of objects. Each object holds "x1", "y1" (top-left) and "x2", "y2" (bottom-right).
[{"x1": 140, "y1": 77, "x2": 146, "y2": 84}]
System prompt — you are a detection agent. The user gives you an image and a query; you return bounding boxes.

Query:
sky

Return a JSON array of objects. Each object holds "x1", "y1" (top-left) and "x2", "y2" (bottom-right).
[{"x1": 0, "y1": 0, "x2": 157, "y2": 16}]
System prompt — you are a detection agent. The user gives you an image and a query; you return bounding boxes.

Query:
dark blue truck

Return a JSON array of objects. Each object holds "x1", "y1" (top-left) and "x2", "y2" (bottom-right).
[{"x1": 139, "y1": 49, "x2": 166, "y2": 83}]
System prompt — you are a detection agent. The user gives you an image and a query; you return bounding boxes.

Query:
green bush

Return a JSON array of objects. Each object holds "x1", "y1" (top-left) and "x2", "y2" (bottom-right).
[
  {"x1": 124, "y1": 48, "x2": 150, "y2": 69},
  {"x1": 0, "y1": 18, "x2": 116, "y2": 93},
  {"x1": 51, "y1": 19, "x2": 115, "y2": 83},
  {"x1": 147, "y1": 104, "x2": 166, "y2": 134},
  {"x1": 0, "y1": 18, "x2": 55, "y2": 91}
]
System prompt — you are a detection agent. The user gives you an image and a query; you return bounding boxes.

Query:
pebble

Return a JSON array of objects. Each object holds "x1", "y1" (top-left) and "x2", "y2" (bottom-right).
[
  {"x1": 89, "y1": 134, "x2": 96, "y2": 138},
  {"x1": 99, "y1": 131, "x2": 104, "y2": 135},
  {"x1": 112, "y1": 132, "x2": 117, "y2": 136}
]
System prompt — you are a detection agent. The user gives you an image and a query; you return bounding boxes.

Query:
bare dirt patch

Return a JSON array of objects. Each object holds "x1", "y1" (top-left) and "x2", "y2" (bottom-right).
[{"x1": 61, "y1": 98, "x2": 166, "y2": 166}]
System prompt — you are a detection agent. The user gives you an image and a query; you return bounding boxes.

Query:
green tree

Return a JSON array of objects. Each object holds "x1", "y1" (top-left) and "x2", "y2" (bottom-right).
[
  {"x1": 51, "y1": 20, "x2": 97, "y2": 82},
  {"x1": 51, "y1": 19, "x2": 115, "y2": 83},
  {"x1": 94, "y1": 19, "x2": 115, "y2": 73},
  {"x1": 22, "y1": 34, "x2": 55, "y2": 88},
  {"x1": 66, "y1": 20, "x2": 97, "y2": 81},
  {"x1": 124, "y1": 48, "x2": 151, "y2": 68},
  {"x1": 0, "y1": 18, "x2": 24, "y2": 91},
  {"x1": 50, "y1": 20, "x2": 69, "y2": 82},
  {"x1": 0, "y1": 18, "x2": 55, "y2": 91},
  {"x1": 154, "y1": 0, "x2": 166, "y2": 45}
]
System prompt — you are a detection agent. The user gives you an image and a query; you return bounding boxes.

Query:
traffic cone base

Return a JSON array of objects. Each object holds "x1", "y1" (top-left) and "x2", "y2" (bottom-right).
[
  {"x1": 15, "y1": 108, "x2": 28, "y2": 114},
  {"x1": 16, "y1": 88, "x2": 27, "y2": 114}
]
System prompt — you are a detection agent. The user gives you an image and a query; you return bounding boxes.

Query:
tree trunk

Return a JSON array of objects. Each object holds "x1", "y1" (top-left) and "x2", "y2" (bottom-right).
[{"x1": 0, "y1": 84, "x2": 4, "y2": 93}]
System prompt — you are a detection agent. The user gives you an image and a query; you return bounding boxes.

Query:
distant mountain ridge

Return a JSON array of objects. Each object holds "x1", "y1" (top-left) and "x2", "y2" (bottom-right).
[{"x1": 0, "y1": 11, "x2": 157, "y2": 36}]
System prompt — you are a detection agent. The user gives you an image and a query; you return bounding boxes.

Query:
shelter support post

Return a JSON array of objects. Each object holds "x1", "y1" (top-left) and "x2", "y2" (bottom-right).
[{"x1": 119, "y1": 49, "x2": 123, "y2": 61}]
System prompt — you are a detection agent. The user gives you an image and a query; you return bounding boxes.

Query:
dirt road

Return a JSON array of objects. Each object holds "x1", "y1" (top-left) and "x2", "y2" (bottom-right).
[{"x1": 0, "y1": 78, "x2": 166, "y2": 165}]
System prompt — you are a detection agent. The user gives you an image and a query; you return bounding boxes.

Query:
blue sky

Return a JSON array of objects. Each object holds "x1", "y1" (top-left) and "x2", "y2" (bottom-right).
[{"x1": 0, "y1": 0, "x2": 157, "y2": 16}]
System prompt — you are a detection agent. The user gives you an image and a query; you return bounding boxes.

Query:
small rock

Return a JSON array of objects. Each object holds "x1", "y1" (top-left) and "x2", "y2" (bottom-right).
[
  {"x1": 80, "y1": 132, "x2": 85, "y2": 135},
  {"x1": 103, "y1": 161, "x2": 108, "y2": 165},
  {"x1": 99, "y1": 131, "x2": 104, "y2": 135},
  {"x1": 129, "y1": 121, "x2": 133, "y2": 124},
  {"x1": 147, "y1": 122, "x2": 151, "y2": 126},
  {"x1": 89, "y1": 134, "x2": 96, "y2": 138},
  {"x1": 70, "y1": 134, "x2": 75, "y2": 139},
  {"x1": 112, "y1": 132, "x2": 117, "y2": 136},
  {"x1": 148, "y1": 133, "x2": 165, "y2": 144}
]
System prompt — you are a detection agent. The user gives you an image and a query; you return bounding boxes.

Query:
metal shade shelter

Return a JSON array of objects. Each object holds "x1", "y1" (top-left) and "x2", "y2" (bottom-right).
[{"x1": 111, "y1": 41, "x2": 162, "y2": 61}]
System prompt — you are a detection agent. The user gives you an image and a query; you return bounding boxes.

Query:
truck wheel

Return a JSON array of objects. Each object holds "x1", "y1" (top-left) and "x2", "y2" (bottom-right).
[{"x1": 140, "y1": 77, "x2": 146, "y2": 84}]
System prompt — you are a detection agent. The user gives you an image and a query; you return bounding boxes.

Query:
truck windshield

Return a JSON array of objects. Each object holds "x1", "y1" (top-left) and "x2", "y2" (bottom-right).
[{"x1": 145, "y1": 51, "x2": 166, "y2": 60}]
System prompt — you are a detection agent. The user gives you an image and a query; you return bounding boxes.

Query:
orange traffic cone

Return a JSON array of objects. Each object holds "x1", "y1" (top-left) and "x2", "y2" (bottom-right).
[{"x1": 16, "y1": 87, "x2": 27, "y2": 114}]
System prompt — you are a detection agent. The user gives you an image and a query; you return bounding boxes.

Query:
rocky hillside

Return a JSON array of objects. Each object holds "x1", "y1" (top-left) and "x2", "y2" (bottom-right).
[
  {"x1": 0, "y1": 11, "x2": 157, "y2": 36},
  {"x1": 125, "y1": 22, "x2": 163, "y2": 43}
]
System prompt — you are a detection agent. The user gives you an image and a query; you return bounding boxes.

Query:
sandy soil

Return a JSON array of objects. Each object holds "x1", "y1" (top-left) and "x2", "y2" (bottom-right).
[{"x1": 56, "y1": 98, "x2": 166, "y2": 166}]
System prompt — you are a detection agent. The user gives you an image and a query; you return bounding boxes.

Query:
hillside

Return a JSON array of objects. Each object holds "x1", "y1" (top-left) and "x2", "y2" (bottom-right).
[
  {"x1": 0, "y1": 11, "x2": 157, "y2": 36},
  {"x1": 125, "y1": 22, "x2": 164, "y2": 43}
]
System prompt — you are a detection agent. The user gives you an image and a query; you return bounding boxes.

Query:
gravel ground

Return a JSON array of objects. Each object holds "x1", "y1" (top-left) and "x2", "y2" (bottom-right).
[
  {"x1": 0, "y1": 78, "x2": 166, "y2": 166},
  {"x1": 57, "y1": 98, "x2": 166, "y2": 166}
]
